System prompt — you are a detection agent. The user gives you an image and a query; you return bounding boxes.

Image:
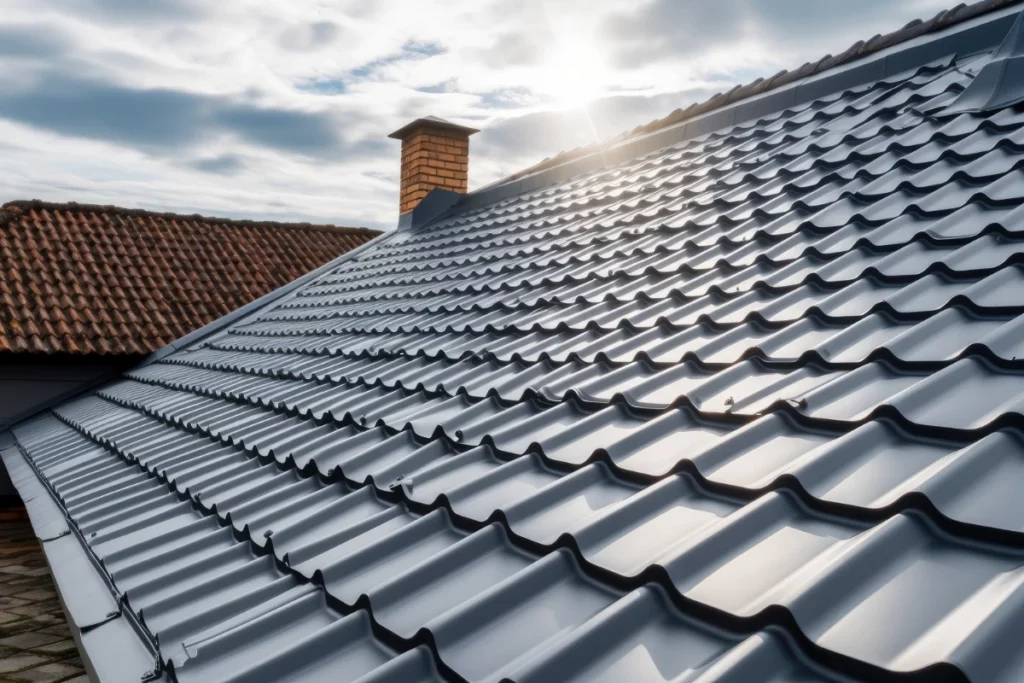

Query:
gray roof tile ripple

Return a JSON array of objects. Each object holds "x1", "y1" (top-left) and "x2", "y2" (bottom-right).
[{"x1": 12, "y1": 40, "x2": 1024, "y2": 683}]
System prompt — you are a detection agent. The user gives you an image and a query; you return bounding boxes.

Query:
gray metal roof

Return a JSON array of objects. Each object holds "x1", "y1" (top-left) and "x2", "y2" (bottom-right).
[{"x1": 8, "y1": 5, "x2": 1024, "y2": 682}]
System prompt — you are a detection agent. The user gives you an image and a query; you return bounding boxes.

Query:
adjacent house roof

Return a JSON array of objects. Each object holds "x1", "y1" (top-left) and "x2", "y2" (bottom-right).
[
  {"x1": 0, "y1": 200, "x2": 379, "y2": 356},
  {"x1": 7, "y1": 3, "x2": 1024, "y2": 683}
]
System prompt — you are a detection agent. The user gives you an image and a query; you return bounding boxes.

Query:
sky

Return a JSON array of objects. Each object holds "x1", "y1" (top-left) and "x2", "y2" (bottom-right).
[{"x1": 0, "y1": 0, "x2": 954, "y2": 230}]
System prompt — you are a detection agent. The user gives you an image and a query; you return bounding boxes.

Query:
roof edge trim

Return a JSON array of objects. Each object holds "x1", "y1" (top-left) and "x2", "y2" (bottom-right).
[
  {"x1": 0, "y1": 448, "x2": 67, "y2": 540},
  {"x1": 1, "y1": 447, "x2": 163, "y2": 682},
  {"x1": 453, "y1": 3, "x2": 1021, "y2": 215}
]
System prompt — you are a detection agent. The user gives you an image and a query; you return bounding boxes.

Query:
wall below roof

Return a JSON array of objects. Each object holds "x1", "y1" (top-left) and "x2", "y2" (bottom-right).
[{"x1": 0, "y1": 355, "x2": 136, "y2": 496}]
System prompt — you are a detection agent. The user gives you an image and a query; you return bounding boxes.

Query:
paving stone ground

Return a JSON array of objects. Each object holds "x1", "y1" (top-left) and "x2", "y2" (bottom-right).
[{"x1": 0, "y1": 509, "x2": 85, "y2": 683}]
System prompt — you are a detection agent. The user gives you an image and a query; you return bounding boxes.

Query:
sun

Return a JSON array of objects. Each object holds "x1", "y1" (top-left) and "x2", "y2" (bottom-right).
[{"x1": 536, "y1": 36, "x2": 604, "y2": 109}]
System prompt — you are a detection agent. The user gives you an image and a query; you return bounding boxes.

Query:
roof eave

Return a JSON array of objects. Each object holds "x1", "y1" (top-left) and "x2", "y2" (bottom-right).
[{"x1": 0, "y1": 446, "x2": 167, "y2": 683}]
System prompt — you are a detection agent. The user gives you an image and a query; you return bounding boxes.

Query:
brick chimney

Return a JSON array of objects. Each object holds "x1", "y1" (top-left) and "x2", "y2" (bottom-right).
[{"x1": 389, "y1": 116, "x2": 479, "y2": 214}]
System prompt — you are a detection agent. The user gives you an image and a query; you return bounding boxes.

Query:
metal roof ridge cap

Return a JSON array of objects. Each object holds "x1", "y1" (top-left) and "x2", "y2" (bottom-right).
[
  {"x1": 477, "y1": 0, "x2": 1024, "y2": 193},
  {"x1": 938, "y1": 7, "x2": 1024, "y2": 113},
  {"x1": 139, "y1": 228, "x2": 397, "y2": 366},
  {"x1": 458, "y1": 3, "x2": 1022, "y2": 213}
]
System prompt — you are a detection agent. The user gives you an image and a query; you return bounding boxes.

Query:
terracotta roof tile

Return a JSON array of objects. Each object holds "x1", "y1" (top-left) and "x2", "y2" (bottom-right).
[{"x1": 0, "y1": 200, "x2": 379, "y2": 356}]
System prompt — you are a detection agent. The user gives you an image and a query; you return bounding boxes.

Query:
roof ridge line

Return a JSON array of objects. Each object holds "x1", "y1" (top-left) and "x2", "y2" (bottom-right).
[
  {"x1": 488, "y1": 0, "x2": 1024, "y2": 191},
  {"x1": 0, "y1": 199, "x2": 379, "y2": 236}
]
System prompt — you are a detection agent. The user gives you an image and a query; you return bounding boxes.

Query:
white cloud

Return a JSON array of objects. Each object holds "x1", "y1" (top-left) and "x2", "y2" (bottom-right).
[{"x1": 0, "y1": 0, "x2": 953, "y2": 228}]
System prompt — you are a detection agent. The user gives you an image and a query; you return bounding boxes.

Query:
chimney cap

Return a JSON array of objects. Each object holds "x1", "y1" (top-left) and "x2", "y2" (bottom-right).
[{"x1": 388, "y1": 115, "x2": 479, "y2": 140}]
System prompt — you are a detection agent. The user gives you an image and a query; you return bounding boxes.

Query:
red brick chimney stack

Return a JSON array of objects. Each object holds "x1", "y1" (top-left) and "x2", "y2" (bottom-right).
[{"x1": 389, "y1": 116, "x2": 479, "y2": 214}]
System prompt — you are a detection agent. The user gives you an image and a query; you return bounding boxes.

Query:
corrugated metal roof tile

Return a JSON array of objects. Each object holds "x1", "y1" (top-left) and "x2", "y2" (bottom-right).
[{"x1": 12, "y1": 6, "x2": 1024, "y2": 682}]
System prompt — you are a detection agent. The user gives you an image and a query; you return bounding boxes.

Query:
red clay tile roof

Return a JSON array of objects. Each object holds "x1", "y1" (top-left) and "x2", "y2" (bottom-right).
[{"x1": 0, "y1": 200, "x2": 380, "y2": 356}]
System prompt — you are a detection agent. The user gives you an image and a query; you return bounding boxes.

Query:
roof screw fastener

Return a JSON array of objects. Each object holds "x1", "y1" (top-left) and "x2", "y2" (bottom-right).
[
  {"x1": 264, "y1": 529, "x2": 273, "y2": 539},
  {"x1": 723, "y1": 396, "x2": 734, "y2": 406}
]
